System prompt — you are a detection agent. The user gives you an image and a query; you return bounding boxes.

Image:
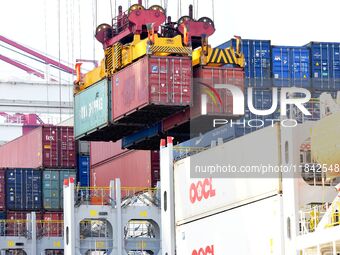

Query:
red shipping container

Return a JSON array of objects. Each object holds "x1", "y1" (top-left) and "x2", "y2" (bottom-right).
[
  {"x1": 90, "y1": 140, "x2": 127, "y2": 167},
  {"x1": 191, "y1": 66, "x2": 244, "y2": 118},
  {"x1": 0, "y1": 169, "x2": 4, "y2": 210},
  {"x1": 0, "y1": 126, "x2": 75, "y2": 168},
  {"x1": 42, "y1": 212, "x2": 63, "y2": 237},
  {"x1": 112, "y1": 55, "x2": 192, "y2": 125},
  {"x1": 6, "y1": 211, "x2": 42, "y2": 236},
  {"x1": 91, "y1": 150, "x2": 160, "y2": 189}
]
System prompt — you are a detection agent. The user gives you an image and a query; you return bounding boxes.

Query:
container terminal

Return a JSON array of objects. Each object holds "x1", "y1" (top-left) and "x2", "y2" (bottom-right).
[{"x1": 0, "y1": 0, "x2": 340, "y2": 254}]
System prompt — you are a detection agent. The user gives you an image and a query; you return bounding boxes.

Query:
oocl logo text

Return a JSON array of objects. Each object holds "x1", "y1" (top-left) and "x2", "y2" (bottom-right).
[
  {"x1": 192, "y1": 245, "x2": 214, "y2": 255},
  {"x1": 190, "y1": 178, "x2": 216, "y2": 204}
]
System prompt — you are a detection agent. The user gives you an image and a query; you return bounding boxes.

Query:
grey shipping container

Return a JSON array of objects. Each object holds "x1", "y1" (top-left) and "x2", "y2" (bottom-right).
[{"x1": 43, "y1": 169, "x2": 76, "y2": 210}]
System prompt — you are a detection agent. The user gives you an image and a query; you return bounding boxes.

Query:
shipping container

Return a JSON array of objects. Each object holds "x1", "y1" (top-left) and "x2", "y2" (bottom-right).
[
  {"x1": 0, "y1": 211, "x2": 5, "y2": 236},
  {"x1": 6, "y1": 169, "x2": 42, "y2": 211},
  {"x1": 90, "y1": 140, "x2": 127, "y2": 167},
  {"x1": 174, "y1": 126, "x2": 281, "y2": 224},
  {"x1": 218, "y1": 39, "x2": 271, "y2": 87},
  {"x1": 306, "y1": 42, "x2": 340, "y2": 90},
  {"x1": 0, "y1": 126, "x2": 75, "y2": 168},
  {"x1": 42, "y1": 212, "x2": 63, "y2": 237},
  {"x1": 112, "y1": 55, "x2": 192, "y2": 125},
  {"x1": 122, "y1": 123, "x2": 163, "y2": 150},
  {"x1": 77, "y1": 141, "x2": 90, "y2": 156},
  {"x1": 175, "y1": 195, "x2": 283, "y2": 254},
  {"x1": 91, "y1": 150, "x2": 160, "y2": 188},
  {"x1": 77, "y1": 155, "x2": 90, "y2": 187},
  {"x1": 74, "y1": 79, "x2": 111, "y2": 140},
  {"x1": 271, "y1": 46, "x2": 310, "y2": 88},
  {"x1": 0, "y1": 169, "x2": 5, "y2": 210},
  {"x1": 6, "y1": 211, "x2": 42, "y2": 236},
  {"x1": 59, "y1": 170, "x2": 76, "y2": 209}
]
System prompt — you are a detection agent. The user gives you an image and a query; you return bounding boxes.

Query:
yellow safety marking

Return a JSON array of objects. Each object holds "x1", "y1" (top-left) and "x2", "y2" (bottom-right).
[
  {"x1": 53, "y1": 241, "x2": 61, "y2": 248},
  {"x1": 270, "y1": 238, "x2": 273, "y2": 254},
  {"x1": 96, "y1": 241, "x2": 105, "y2": 249},
  {"x1": 139, "y1": 210, "x2": 148, "y2": 217},
  {"x1": 44, "y1": 145, "x2": 51, "y2": 149},
  {"x1": 138, "y1": 240, "x2": 147, "y2": 249},
  {"x1": 7, "y1": 241, "x2": 14, "y2": 247},
  {"x1": 89, "y1": 210, "x2": 98, "y2": 217},
  {"x1": 224, "y1": 49, "x2": 233, "y2": 63}
]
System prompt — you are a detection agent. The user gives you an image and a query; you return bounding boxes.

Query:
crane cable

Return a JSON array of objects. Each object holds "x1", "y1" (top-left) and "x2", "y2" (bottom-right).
[
  {"x1": 212, "y1": 0, "x2": 215, "y2": 21},
  {"x1": 58, "y1": 0, "x2": 62, "y2": 122},
  {"x1": 92, "y1": 0, "x2": 97, "y2": 62},
  {"x1": 78, "y1": 0, "x2": 82, "y2": 59}
]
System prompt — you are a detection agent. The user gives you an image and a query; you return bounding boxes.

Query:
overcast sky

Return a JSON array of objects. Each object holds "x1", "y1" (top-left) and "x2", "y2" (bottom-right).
[{"x1": 1, "y1": 0, "x2": 340, "y2": 82}]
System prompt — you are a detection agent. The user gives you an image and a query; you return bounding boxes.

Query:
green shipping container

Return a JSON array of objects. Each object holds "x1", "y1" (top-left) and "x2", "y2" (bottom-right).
[
  {"x1": 59, "y1": 170, "x2": 76, "y2": 209},
  {"x1": 74, "y1": 79, "x2": 109, "y2": 139},
  {"x1": 43, "y1": 170, "x2": 76, "y2": 210}
]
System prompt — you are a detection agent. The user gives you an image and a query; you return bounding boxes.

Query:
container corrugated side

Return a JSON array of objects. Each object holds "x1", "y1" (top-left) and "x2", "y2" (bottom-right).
[
  {"x1": 271, "y1": 46, "x2": 310, "y2": 88},
  {"x1": 112, "y1": 55, "x2": 192, "y2": 124},
  {"x1": 42, "y1": 170, "x2": 60, "y2": 210},
  {"x1": 91, "y1": 150, "x2": 160, "y2": 189},
  {"x1": 74, "y1": 79, "x2": 109, "y2": 140},
  {"x1": 6, "y1": 169, "x2": 42, "y2": 211},
  {"x1": 90, "y1": 140, "x2": 127, "y2": 166},
  {"x1": 77, "y1": 155, "x2": 90, "y2": 187},
  {"x1": 42, "y1": 212, "x2": 63, "y2": 237},
  {"x1": 59, "y1": 170, "x2": 76, "y2": 208},
  {"x1": 306, "y1": 42, "x2": 340, "y2": 90},
  {"x1": 218, "y1": 39, "x2": 271, "y2": 88},
  {"x1": 0, "y1": 126, "x2": 75, "y2": 168},
  {"x1": 174, "y1": 126, "x2": 281, "y2": 224},
  {"x1": 6, "y1": 211, "x2": 43, "y2": 236},
  {"x1": 122, "y1": 123, "x2": 162, "y2": 149},
  {"x1": 0, "y1": 169, "x2": 5, "y2": 210},
  {"x1": 176, "y1": 195, "x2": 283, "y2": 254}
]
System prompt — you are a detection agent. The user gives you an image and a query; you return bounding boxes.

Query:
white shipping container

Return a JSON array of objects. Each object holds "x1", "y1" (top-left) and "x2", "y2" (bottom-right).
[
  {"x1": 176, "y1": 195, "x2": 284, "y2": 255},
  {"x1": 174, "y1": 126, "x2": 282, "y2": 224}
]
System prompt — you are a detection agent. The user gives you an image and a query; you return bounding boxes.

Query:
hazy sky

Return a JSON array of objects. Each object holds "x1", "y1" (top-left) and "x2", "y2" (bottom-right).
[{"x1": 1, "y1": 0, "x2": 340, "y2": 81}]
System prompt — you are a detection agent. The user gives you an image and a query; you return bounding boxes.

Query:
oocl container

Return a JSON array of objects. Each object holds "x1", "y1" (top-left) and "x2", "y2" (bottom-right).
[
  {"x1": 91, "y1": 150, "x2": 160, "y2": 188},
  {"x1": 6, "y1": 169, "x2": 42, "y2": 211},
  {"x1": 0, "y1": 126, "x2": 75, "y2": 168},
  {"x1": 174, "y1": 126, "x2": 281, "y2": 224},
  {"x1": 0, "y1": 169, "x2": 5, "y2": 210},
  {"x1": 111, "y1": 55, "x2": 192, "y2": 125},
  {"x1": 176, "y1": 195, "x2": 283, "y2": 254}
]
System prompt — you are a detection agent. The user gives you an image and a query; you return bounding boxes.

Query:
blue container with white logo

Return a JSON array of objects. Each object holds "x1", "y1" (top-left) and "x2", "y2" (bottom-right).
[
  {"x1": 305, "y1": 42, "x2": 340, "y2": 90},
  {"x1": 6, "y1": 169, "x2": 42, "y2": 211},
  {"x1": 218, "y1": 39, "x2": 271, "y2": 88},
  {"x1": 271, "y1": 46, "x2": 310, "y2": 88},
  {"x1": 77, "y1": 155, "x2": 90, "y2": 187}
]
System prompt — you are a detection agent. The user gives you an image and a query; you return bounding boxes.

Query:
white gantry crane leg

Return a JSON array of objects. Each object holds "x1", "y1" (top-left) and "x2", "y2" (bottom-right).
[
  {"x1": 63, "y1": 177, "x2": 76, "y2": 255},
  {"x1": 160, "y1": 137, "x2": 175, "y2": 255}
]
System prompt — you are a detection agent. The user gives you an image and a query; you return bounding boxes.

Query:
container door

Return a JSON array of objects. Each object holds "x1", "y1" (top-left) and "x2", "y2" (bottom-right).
[
  {"x1": 42, "y1": 127, "x2": 59, "y2": 168},
  {"x1": 59, "y1": 127, "x2": 75, "y2": 168}
]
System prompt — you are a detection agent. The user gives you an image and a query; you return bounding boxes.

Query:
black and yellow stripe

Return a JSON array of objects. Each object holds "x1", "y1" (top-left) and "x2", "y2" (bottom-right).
[
  {"x1": 208, "y1": 48, "x2": 239, "y2": 65},
  {"x1": 149, "y1": 46, "x2": 192, "y2": 55}
]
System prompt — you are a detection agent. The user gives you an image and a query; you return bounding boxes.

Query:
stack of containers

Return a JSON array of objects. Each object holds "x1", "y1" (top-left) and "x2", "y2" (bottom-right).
[
  {"x1": 90, "y1": 140, "x2": 160, "y2": 189},
  {"x1": 0, "y1": 126, "x2": 76, "y2": 237}
]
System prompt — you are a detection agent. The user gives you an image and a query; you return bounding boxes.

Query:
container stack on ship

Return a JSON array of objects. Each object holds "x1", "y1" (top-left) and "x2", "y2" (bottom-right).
[{"x1": 0, "y1": 126, "x2": 76, "y2": 255}]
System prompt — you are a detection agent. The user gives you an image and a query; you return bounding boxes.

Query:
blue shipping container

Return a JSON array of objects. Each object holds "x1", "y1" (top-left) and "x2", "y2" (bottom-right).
[
  {"x1": 271, "y1": 46, "x2": 310, "y2": 88},
  {"x1": 6, "y1": 169, "x2": 42, "y2": 211},
  {"x1": 306, "y1": 42, "x2": 340, "y2": 90},
  {"x1": 122, "y1": 123, "x2": 162, "y2": 149},
  {"x1": 218, "y1": 39, "x2": 271, "y2": 88},
  {"x1": 0, "y1": 211, "x2": 5, "y2": 235},
  {"x1": 77, "y1": 156, "x2": 90, "y2": 187}
]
